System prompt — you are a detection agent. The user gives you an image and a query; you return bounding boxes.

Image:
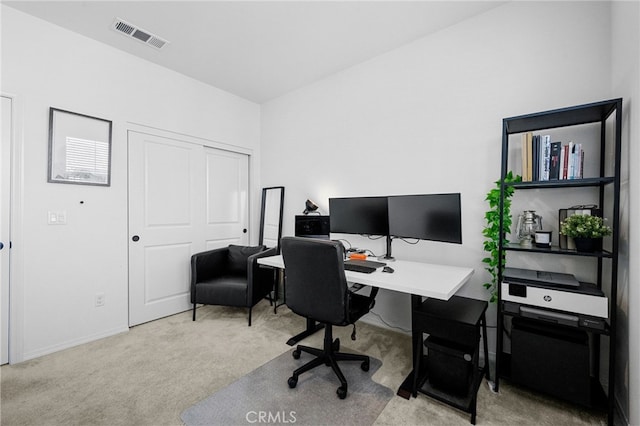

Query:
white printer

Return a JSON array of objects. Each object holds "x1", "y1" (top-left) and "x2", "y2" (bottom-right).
[{"x1": 501, "y1": 267, "x2": 608, "y2": 331}]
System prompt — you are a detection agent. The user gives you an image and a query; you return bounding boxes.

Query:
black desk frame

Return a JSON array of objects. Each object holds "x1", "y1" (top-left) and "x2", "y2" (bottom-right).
[{"x1": 398, "y1": 295, "x2": 490, "y2": 425}]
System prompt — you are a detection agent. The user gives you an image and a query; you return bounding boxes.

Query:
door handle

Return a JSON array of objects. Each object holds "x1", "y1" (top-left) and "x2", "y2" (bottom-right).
[
  {"x1": 0, "y1": 242, "x2": 3, "y2": 250},
  {"x1": 243, "y1": 229, "x2": 247, "y2": 233},
  {"x1": 132, "y1": 235, "x2": 140, "y2": 242}
]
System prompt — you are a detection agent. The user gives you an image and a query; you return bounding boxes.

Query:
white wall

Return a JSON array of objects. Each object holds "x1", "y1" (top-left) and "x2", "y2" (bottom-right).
[
  {"x1": 262, "y1": 0, "x2": 635, "y2": 416},
  {"x1": 1, "y1": 6, "x2": 261, "y2": 361},
  {"x1": 612, "y1": 2, "x2": 640, "y2": 424},
  {"x1": 263, "y1": 0, "x2": 611, "y2": 327}
]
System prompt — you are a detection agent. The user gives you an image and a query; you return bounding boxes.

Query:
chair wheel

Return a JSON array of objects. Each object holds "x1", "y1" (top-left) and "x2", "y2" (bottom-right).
[
  {"x1": 288, "y1": 376, "x2": 298, "y2": 388},
  {"x1": 332, "y1": 338, "x2": 340, "y2": 351},
  {"x1": 336, "y1": 385, "x2": 347, "y2": 399},
  {"x1": 292, "y1": 349, "x2": 301, "y2": 359},
  {"x1": 361, "y1": 360, "x2": 370, "y2": 372}
]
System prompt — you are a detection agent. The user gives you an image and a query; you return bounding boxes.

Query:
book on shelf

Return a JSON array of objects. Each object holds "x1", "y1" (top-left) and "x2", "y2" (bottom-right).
[
  {"x1": 520, "y1": 134, "x2": 585, "y2": 181},
  {"x1": 532, "y1": 134, "x2": 538, "y2": 181},
  {"x1": 566, "y1": 142, "x2": 584, "y2": 180},
  {"x1": 549, "y1": 141, "x2": 562, "y2": 180},
  {"x1": 540, "y1": 135, "x2": 551, "y2": 181},
  {"x1": 521, "y1": 132, "x2": 534, "y2": 181},
  {"x1": 560, "y1": 143, "x2": 569, "y2": 179}
]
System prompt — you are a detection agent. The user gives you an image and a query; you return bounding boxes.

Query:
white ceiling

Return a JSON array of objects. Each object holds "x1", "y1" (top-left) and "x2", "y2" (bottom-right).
[{"x1": 4, "y1": 1, "x2": 505, "y2": 103}]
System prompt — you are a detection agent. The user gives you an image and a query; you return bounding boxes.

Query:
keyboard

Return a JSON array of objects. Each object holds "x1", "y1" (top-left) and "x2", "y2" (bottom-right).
[{"x1": 344, "y1": 263, "x2": 376, "y2": 274}]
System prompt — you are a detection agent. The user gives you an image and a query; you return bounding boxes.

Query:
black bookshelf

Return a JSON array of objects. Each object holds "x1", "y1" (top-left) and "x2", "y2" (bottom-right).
[{"x1": 495, "y1": 99, "x2": 622, "y2": 425}]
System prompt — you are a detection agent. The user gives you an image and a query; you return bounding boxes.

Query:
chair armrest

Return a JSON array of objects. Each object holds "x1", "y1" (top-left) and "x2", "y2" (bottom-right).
[
  {"x1": 248, "y1": 247, "x2": 277, "y2": 278},
  {"x1": 191, "y1": 247, "x2": 229, "y2": 285},
  {"x1": 347, "y1": 286, "x2": 379, "y2": 322}
]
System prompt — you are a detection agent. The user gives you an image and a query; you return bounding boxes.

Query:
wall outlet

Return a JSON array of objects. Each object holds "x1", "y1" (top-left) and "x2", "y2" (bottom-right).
[{"x1": 95, "y1": 293, "x2": 105, "y2": 307}]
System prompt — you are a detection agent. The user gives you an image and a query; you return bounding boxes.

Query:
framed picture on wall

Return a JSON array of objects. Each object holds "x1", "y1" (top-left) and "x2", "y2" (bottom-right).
[{"x1": 48, "y1": 107, "x2": 112, "y2": 186}]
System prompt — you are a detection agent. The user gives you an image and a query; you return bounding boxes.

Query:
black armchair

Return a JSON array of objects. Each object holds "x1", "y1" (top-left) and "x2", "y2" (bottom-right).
[
  {"x1": 190, "y1": 245, "x2": 277, "y2": 326},
  {"x1": 280, "y1": 237, "x2": 378, "y2": 399}
]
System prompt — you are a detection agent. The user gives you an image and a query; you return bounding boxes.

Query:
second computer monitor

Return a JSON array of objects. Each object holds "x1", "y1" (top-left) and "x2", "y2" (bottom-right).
[{"x1": 388, "y1": 193, "x2": 462, "y2": 244}]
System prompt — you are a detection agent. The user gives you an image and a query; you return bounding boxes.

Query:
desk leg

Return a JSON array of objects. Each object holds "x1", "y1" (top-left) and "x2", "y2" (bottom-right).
[
  {"x1": 286, "y1": 318, "x2": 324, "y2": 346},
  {"x1": 410, "y1": 294, "x2": 422, "y2": 371},
  {"x1": 397, "y1": 294, "x2": 423, "y2": 399},
  {"x1": 481, "y1": 312, "x2": 490, "y2": 381}
]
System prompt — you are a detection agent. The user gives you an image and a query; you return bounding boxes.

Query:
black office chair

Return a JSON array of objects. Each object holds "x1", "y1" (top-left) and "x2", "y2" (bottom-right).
[
  {"x1": 280, "y1": 237, "x2": 378, "y2": 399},
  {"x1": 190, "y1": 244, "x2": 277, "y2": 326}
]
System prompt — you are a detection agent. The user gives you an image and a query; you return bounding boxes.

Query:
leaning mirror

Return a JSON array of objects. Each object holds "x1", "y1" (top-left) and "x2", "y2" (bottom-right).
[{"x1": 259, "y1": 186, "x2": 284, "y2": 251}]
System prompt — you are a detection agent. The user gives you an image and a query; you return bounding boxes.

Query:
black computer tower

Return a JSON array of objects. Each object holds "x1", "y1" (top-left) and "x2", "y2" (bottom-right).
[
  {"x1": 425, "y1": 336, "x2": 479, "y2": 396},
  {"x1": 511, "y1": 318, "x2": 591, "y2": 406}
]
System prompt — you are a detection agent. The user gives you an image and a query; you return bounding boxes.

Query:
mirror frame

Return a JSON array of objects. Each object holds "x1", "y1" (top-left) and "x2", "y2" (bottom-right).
[{"x1": 259, "y1": 186, "x2": 285, "y2": 252}]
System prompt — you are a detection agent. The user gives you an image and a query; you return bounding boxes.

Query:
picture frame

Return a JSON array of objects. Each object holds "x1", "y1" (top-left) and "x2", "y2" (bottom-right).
[{"x1": 48, "y1": 107, "x2": 112, "y2": 186}]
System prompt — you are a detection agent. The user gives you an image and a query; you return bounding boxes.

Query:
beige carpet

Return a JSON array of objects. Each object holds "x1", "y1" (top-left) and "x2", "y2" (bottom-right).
[
  {"x1": 181, "y1": 351, "x2": 393, "y2": 425},
  {"x1": 1, "y1": 301, "x2": 606, "y2": 425}
]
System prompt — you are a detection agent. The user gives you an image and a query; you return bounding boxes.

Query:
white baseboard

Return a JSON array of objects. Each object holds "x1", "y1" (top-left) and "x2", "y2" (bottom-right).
[{"x1": 21, "y1": 326, "x2": 129, "y2": 363}]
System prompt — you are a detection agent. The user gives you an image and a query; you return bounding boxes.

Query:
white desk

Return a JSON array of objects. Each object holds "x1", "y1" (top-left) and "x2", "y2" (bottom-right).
[
  {"x1": 257, "y1": 254, "x2": 473, "y2": 300},
  {"x1": 258, "y1": 254, "x2": 475, "y2": 399}
]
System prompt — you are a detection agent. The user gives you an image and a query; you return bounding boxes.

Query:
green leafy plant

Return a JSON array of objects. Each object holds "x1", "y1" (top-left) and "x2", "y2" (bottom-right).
[
  {"x1": 482, "y1": 171, "x2": 521, "y2": 303},
  {"x1": 560, "y1": 214, "x2": 612, "y2": 238}
]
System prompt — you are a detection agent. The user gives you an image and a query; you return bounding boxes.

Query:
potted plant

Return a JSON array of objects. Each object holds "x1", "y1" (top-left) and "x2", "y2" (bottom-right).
[
  {"x1": 559, "y1": 214, "x2": 612, "y2": 252},
  {"x1": 482, "y1": 171, "x2": 521, "y2": 303}
]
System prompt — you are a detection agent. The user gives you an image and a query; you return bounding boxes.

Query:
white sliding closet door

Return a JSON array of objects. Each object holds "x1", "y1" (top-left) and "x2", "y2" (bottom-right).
[
  {"x1": 203, "y1": 147, "x2": 249, "y2": 249},
  {"x1": 128, "y1": 131, "x2": 249, "y2": 326}
]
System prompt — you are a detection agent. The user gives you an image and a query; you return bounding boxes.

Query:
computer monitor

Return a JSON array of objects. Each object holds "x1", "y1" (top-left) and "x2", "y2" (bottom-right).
[
  {"x1": 388, "y1": 193, "x2": 462, "y2": 244},
  {"x1": 328, "y1": 196, "x2": 389, "y2": 236},
  {"x1": 295, "y1": 215, "x2": 330, "y2": 239}
]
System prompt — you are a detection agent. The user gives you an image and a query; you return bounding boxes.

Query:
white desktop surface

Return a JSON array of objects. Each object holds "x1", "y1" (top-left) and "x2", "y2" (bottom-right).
[{"x1": 257, "y1": 255, "x2": 473, "y2": 300}]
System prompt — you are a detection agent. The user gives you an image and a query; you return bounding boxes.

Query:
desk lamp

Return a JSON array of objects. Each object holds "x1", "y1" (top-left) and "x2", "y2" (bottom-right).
[{"x1": 303, "y1": 199, "x2": 319, "y2": 215}]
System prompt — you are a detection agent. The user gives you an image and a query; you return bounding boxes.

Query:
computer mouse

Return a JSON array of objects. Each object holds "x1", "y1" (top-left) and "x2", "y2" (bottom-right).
[{"x1": 382, "y1": 266, "x2": 394, "y2": 273}]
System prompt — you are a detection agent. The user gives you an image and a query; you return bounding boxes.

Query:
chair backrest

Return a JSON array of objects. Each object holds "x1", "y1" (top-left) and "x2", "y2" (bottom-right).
[{"x1": 280, "y1": 237, "x2": 349, "y2": 325}]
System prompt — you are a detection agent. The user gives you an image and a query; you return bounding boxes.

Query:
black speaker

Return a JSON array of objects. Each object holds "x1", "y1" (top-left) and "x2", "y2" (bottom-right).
[
  {"x1": 294, "y1": 215, "x2": 330, "y2": 239},
  {"x1": 511, "y1": 318, "x2": 591, "y2": 406}
]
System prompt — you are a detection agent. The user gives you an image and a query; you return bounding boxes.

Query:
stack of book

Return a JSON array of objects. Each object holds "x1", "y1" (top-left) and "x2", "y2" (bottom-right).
[{"x1": 521, "y1": 132, "x2": 584, "y2": 182}]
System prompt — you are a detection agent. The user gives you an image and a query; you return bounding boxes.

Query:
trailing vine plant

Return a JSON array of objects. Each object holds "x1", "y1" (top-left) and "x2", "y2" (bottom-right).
[{"x1": 482, "y1": 171, "x2": 522, "y2": 303}]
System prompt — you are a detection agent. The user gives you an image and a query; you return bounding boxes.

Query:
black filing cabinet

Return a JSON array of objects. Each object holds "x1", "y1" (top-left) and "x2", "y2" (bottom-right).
[{"x1": 410, "y1": 296, "x2": 489, "y2": 425}]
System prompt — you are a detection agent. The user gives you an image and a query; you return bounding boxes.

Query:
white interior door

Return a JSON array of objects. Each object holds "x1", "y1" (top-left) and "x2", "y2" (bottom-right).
[
  {"x1": 128, "y1": 132, "x2": 250, "y2": 326},
  {"x1": 204, "y1": 148, "x2": 249, "y2": 249},
  {"x1": 128, "y1": 132, "x2": 205, "y2": 326},
  {"x1": 1, "y1": 96, "x2": 12, "y2": 364}
]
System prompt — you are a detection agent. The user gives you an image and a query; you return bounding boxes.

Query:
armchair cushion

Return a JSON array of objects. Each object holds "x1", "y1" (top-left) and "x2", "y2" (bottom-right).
[
  {"x1": 228, "y1": 245, "x2": 266, "y2": 275},
  {"x1": 196, "y1": 276, "x2": 248, "y2": 307}
]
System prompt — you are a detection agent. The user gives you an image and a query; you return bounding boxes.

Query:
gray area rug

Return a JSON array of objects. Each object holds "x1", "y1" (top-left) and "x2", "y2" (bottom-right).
[{"x1": 181, "y1": 348, "x2": 394, "y2": 425}]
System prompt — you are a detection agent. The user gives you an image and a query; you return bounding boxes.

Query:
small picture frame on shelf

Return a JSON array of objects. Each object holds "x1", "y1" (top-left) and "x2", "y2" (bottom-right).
[
  {"x1": 48, "y1": 107, "x2": 112, "y2": 186},
  {"x1": 558, "y1": 205, "x2": 600, "y2": 249}
]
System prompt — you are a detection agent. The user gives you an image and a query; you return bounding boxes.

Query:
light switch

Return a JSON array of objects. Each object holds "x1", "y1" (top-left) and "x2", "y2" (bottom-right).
[{"x1": 48, "y1": 210, "x2": 67, "y2": 225}]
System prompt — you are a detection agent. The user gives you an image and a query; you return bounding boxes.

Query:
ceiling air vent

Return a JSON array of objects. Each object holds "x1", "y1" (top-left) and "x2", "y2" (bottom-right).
[{"x1": 112, "y1": 18, "x2": 168, "y2": 50}]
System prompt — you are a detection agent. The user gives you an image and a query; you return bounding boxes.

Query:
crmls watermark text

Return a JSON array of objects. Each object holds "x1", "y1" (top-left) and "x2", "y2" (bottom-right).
[{"x1": 245, "y1": 411, "x2": 297, "y2": 423}]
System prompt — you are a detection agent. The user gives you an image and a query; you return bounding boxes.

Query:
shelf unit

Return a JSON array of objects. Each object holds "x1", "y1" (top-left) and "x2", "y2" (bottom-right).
[{"x1": 495, "y1": 99, "x2": 622, "y2": 425}]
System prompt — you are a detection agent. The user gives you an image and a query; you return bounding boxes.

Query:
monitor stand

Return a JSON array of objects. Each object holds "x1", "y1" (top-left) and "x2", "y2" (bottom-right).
[{"x1": 378, "y1": 235, "x2": 395, "y2": 261}]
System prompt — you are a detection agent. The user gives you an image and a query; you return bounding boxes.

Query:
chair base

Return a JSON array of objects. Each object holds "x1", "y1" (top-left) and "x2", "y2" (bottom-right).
[{"x1": 287, "y1": 325, "x2": 369, "y2": 399}]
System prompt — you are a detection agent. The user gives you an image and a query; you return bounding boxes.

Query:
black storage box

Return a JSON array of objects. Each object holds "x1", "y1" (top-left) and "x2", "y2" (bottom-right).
[
  {"x1": 425, "y1": 336, "x2": 478, "y2": 396},
  {"x1": 511, "y1": 318, "x2": 591, "y2": 406}
]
